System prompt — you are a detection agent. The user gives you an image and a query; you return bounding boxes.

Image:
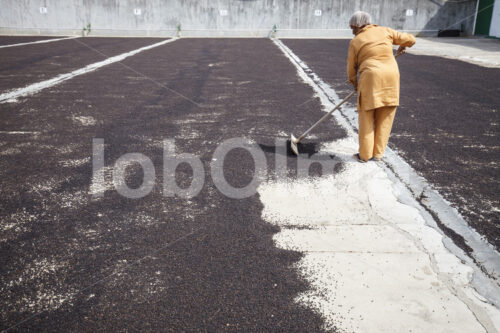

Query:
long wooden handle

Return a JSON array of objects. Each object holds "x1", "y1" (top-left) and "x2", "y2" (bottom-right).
[{"x1": 297, "y1": 90, "x2": 356, "y2": 142}]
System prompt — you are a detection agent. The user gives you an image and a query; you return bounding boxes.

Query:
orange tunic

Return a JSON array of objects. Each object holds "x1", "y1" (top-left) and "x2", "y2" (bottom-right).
[{"x1": 347, "y1": 25, "x2": 416, "y2": 111}]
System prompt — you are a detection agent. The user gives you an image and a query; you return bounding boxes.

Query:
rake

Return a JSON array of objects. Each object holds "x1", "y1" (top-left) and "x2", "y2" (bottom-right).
[{"x1": 290, "y1": 91, "x2": 355, "y2": 155}]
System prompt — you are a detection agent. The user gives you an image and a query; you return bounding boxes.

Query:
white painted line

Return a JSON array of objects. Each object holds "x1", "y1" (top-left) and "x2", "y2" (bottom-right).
[
  {"x1": 268, "y1": 38, "x2": 500, "y2": 331},
  {"x1": 0, "y1": 36, "x2": 79, "y2": 49},
  {"x1": 0, "y1": 38, "x2": 178, "y2": 103},
  {"x1": 0, "y1": 131, "x2": 40, "y2": 134}
]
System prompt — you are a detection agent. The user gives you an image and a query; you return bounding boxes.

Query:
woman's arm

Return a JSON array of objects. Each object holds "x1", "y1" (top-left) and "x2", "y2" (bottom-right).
[
  {"x1": 387, "y1": 28, "x2": 415, "y2": 53},
  {"x1": 347, "y1": 42, "x2": 358, "y2": 90},
  {"x1": 387, "y1": 27, "x2": 416, "y2": 55},
  {"x1": 388, "y1": 27, "x2": 416, "y2": 47}
]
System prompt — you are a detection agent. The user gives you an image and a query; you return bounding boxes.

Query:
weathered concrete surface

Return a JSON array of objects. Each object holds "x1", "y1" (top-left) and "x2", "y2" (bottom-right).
[
  {"x1": 0, "y1": 0, "x2": 478, "y2": 37},
  {"x1": 0, "y1": 35, "x2": 498, "y2": 331},
  {"x1": 409, "y1": 37, "x2": 500, "y2": 67},
  {"x1": 259, "y1": 155, "x2": 500, "y2": 332}
]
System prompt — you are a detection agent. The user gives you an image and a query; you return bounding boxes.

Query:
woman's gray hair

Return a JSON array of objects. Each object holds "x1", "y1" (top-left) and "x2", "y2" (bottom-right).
[{"x1": 349, "y1": 11, "x2": 372, "y2": 27}]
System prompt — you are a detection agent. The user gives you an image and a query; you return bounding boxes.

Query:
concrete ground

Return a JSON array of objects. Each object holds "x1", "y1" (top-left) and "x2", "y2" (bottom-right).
[
  {"x1": 409, "y1": 37, "x2": 500, "y2": 68},
  {"x1": 0, "y1": 36, "x2": 499, "y2": 332}
]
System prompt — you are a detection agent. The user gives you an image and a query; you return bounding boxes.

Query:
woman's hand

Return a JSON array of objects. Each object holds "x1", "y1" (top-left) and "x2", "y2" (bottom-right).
[{"x1": 396, "y1": 46, "x2": 406, "y2": 56}]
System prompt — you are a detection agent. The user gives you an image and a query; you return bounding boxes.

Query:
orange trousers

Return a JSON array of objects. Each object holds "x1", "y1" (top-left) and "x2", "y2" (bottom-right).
[{"x1": 358, "y1": 106, "x2": 397, "y2": 161}]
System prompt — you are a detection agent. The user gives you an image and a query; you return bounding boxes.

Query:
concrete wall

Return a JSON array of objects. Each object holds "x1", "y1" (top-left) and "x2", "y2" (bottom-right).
[
  {"x1": 490, "y1": 0, "x2": 500, "y2": 37},
  {"x1": 0, "y1": 0, "x2": 478, "y2": 37}
]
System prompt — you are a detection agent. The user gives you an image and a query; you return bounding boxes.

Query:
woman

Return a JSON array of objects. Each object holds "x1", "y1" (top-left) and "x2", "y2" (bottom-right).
[{"x1": 347, "y1": 11, "x2": 416, "y2": 162}]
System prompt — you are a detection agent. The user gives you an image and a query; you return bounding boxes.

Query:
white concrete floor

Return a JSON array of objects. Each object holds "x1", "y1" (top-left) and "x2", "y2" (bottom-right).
[
  {"x1": 259, "y1": 137, "x2": 500, "y2": 332},
  {"x1": 408, "y1": 37, "x2": 500, "y2": 68}
]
